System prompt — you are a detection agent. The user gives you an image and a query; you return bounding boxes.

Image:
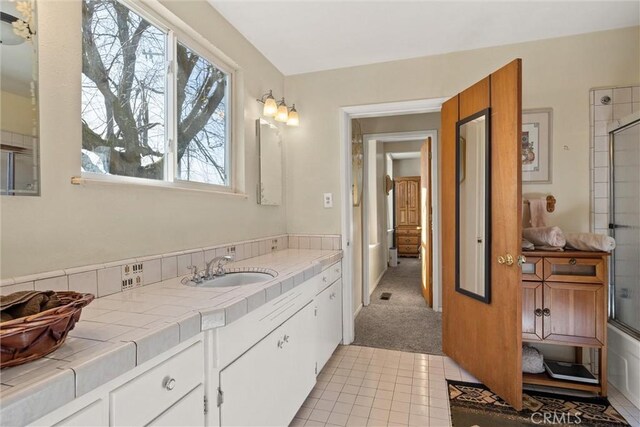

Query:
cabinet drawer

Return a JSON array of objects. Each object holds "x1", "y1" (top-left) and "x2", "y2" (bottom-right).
[
  {"x1": 543, "y1": 257, "x2": 605, "y2": 283},
  {"x1": 148, "y1": 384, "x2": 205, "y2": 427},
  {"x1": 395, "y1": 228, "x2": 419, "y2": 235},
  {"x1": 111, "y1": 341, "x2": 204, "y2": 426},
  {"x1": 397, "y1": 236, "x2": 419, "y2": 245},
  {"x1": 522, "y1": 256, "x2": 543, "y2": 281},
  {"x1": 398, "y1": 244, "x2": 419, "y2": 254},
  {"x1": 329, "y1": 261, "x2": 342, "y2": 284}
]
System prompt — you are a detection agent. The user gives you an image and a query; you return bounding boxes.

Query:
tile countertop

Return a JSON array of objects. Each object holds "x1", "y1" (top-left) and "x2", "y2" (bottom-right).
[{"x1": 0, "y1": 248, "x2": 343, "y2": 426}]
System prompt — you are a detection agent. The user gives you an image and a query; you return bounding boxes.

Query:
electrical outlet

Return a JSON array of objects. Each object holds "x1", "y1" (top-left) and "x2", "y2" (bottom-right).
[
  {"x1": 323, "y1": 193, "x2": 333, "y2": 208},
  {"x1": 121, "y1": 263, "x2": 144, "y2": 290}
]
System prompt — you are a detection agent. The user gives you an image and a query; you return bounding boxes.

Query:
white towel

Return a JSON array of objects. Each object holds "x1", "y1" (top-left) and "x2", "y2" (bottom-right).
[
  {"x1": 529, "y1": 198, "x2": 548, "y2": 228},
  {"x1": 523, "y1": 226, "x2": 566, "y2": 248},
  {"x1": 565, "y1": 233, "x2": 616, "y2": 252}
]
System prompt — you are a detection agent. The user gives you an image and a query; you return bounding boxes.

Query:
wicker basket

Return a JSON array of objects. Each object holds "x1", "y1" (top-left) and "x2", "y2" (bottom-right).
[{"x1": 0, "y1": 291, "x2": 94, "y2": 368}]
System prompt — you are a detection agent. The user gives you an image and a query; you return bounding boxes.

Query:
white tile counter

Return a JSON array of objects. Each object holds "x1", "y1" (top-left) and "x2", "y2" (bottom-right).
[{"x1": 0, "y1": 249, "x2": 342, "y2": 426}]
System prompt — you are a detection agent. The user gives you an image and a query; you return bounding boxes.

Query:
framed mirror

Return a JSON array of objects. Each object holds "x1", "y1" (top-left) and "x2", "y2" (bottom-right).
[
  {"x1": 1, "y1": 0, "x2": 39, "y2": 196},
  {"x1": 257, "y1": 118, "x2": 282, "y2": 205},
  {"x1": 455, "y1": 108, "x2": 491, "y2": 303}
]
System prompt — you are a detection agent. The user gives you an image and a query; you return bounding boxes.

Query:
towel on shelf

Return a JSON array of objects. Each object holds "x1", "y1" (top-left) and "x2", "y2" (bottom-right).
[
  {"x1": 523, "y1": 226, "x2": 566, "y2": 248},
  {"x1": 522, "y1": 345, "x2": 545, "y2": 374},
  {"x1": 0, "y1": 290, "x2": 61, "y2": 322},
  {"x1": 529, "y1": 198, "x2": 548, "y2": 228},
  {"x1": 565, "y1": 232, "x2": 616, "y2": 252},
  {"x1": 522, "y1": 239, "x2": 535, "y2": 250}
]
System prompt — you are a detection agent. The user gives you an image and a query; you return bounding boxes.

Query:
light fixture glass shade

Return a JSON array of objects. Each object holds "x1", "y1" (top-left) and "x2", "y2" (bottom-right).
[
  {"x1": 286, "y1": 105, "x2": 299, "y2": 126},
  {"x1": 263, "y1": 96, "x2": 277, "y2": 117},
  {"x1": 275, "y1": 100, "x2": 289, "y2": 122}
]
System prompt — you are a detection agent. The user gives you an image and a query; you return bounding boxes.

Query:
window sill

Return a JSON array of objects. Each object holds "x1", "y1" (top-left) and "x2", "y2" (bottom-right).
[{"x1": 71, "y1": 174, "x2": 248, "y2": 199}]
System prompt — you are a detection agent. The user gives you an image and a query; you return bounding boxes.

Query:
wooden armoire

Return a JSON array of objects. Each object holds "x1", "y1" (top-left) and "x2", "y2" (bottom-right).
[{"x1": 394, "y1": 176, "x2": 421, "y2": 257}]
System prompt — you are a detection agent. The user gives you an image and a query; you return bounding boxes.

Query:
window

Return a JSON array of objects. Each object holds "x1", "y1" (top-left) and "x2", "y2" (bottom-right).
[{"x1": 81, "y1": 0, "x2": 232, "y2": 187}]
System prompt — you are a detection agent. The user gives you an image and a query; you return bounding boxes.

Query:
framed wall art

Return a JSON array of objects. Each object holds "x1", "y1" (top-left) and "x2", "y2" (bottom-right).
[{"x1": 522, "y1": 108, "x2": 552, "y2": 183}]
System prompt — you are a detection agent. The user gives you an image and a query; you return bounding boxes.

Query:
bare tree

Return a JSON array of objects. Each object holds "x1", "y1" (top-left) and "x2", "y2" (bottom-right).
[{"x1": 81, "y1": 0, "x2": 228, "y2": 182}]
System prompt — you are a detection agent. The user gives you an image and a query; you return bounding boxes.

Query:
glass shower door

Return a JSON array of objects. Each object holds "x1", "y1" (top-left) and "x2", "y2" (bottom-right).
[{"x1": 610, "y1": 118, "x2": 640, "y2": 336}]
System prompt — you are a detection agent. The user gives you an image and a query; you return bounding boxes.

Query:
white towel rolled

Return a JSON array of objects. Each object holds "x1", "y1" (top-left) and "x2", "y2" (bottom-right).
[
  {"x1": 523, "y1": 226, "x2": 566, "y2": 248},
  {"x1": 565, "y1": 232, "x2": 616, "y2": 252}
]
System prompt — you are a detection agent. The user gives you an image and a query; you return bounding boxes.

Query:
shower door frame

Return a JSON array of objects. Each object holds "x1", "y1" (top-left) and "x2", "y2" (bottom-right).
[{"x1": 608, "y1": 111, "x2": 640, "y2": 340}]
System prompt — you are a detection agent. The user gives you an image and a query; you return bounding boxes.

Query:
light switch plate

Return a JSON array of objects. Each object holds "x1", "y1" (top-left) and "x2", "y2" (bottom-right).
[{"x1": 323, "y1": 193, "x2": 333, "y2": 208}]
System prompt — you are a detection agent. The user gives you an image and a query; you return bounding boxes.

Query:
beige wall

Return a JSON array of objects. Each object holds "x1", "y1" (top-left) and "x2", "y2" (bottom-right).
[
  {"x1": 1, "y1": 0, "x2": 286, "y2": 278},
  {"x1": 359, "y1": 113, "x2": 441, "y2": 135},
  {"x1": 285, "y1": 27, "x2": 640, "y2": 235},
  {"x1": 1, "y1": 91, "x2": 37, "y2": 136},
  {"x1": 393, "y1": 158, "x2": 421, "y2": 177}
]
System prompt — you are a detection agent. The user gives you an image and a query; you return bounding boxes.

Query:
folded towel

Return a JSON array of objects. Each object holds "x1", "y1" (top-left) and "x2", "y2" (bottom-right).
[
  {"x1": 522, "y1": 345, "x2": 545, "y2": 374},
  {"x1": 0, "y1": 290, "x2": 61, "y2": 322},
  {"x1": 522, "y1": 239, "x2": 535, "y2": 250},
  {"x1": 529, "y1": 198, "x2": 548, "y2": 228},
  {"x1": 565, "y1": 232, "x2": 616, "y2": 252},
  {"x1": 534, "y1": 245, "x2": 564, "y2": 252},
  {"x1": 523, "y1": 226, "x2": 566, "y2": 248}
]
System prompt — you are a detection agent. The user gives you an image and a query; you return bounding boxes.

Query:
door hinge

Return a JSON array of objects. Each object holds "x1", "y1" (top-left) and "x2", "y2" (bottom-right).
[
  {"x1": 217, "y1": 387, "x2": 224, "y2": 407},
  {"x1": 204, "y1": 395, "x2": 208, "y2": 414},
  {"x1": 315, "y1": 362, "x2": 318, "y2": 375}
]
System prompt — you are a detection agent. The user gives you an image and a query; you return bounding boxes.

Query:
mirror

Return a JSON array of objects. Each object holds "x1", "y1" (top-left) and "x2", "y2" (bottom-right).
[
  {"x1": 456, "y1": 108, "x2": 491, "y2": 303},
  {"x1": 257, "y1": 118, "x2": 282, "y2": 205},
  {"x1": 1, "y1": 0, "x2": 39, "y2": 196}
]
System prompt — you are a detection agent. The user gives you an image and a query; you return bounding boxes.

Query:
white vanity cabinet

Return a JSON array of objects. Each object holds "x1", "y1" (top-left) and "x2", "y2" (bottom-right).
[
  {"x1": 218, "y1": 302, "x2": 316, "y2": 427},
  {"x1": 51, "y1": 399, "x2": 107, "y2": 427},
  {"x1": 316, "y1": 279, "x2": 343, "y2": 373}
]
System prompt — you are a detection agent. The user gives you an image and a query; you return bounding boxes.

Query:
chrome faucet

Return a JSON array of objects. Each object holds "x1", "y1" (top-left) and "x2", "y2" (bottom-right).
[{"x1": 205, "y1": 255, "x2": 233, "y2": 278}]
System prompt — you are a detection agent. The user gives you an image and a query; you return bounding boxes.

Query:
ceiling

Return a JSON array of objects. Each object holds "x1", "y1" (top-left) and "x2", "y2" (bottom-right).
[{"x1": 209, "y1": 1, "x2": 639, "y2": 75}]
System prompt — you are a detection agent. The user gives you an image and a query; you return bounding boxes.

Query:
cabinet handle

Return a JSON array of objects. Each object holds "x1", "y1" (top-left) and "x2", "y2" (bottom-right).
[
  {"x1": 569, "y1": 258, "x2": 577, "y2": 266},
  {"x1": 330, "y1": 292, "x2": 336, "y2": 300},
  {"x1": 283, "y1": 334, "x2": 290, "y2": 343},
  {"x1": 335, "y1": 268, "x2": 340, "y2": 273},
  {"x1": 534, "y1": 308, "x2": 543, "y2": 317},
  {"x1": 277, "y1": 339, "x2": 284, "y2": 349},
  {"x1": 163, "y1": 377, "x2": 176, "y2": 391},
  {"x1": 322, "y1": 276, "x2": 328, "y2": 282},
  {"x1": 543, "y1": 308, "x2": 551, "y2": 317}
]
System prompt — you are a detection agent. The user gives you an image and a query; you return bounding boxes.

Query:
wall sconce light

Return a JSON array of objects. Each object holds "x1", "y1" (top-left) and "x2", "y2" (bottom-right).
[{"x1": 257, "y1": 90, "x2": 299, "y2": 126}]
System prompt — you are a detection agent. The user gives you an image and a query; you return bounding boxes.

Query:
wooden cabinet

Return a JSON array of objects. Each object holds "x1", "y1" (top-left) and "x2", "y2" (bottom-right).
[
  {"x1": 395, "y1": 177, "x2": 421, "y2": 257},
  {"x1": 521, "y1": 250, "x2": 609, "y2": 395},
  {"x1": 219, "y1": 303, "x2": 316, "y2": 427}
]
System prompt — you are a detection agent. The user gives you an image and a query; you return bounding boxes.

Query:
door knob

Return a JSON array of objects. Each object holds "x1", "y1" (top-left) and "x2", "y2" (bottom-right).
[
  {"x1": 534, "y1": 308, "x2": 543, "y2": 317},
  {"x1": 497, "y1": 254, "x2": 514, "y2": 266}
]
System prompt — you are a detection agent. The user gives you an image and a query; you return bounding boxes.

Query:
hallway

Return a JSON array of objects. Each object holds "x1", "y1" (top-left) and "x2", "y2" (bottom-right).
[{"x1": 353, "y1": 258, "x2": 443, "y2": 355}]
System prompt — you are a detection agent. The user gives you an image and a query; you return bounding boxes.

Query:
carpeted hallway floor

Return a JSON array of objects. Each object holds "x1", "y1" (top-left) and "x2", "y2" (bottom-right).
[{"x1": 353, "y1": 257, "x2": 443, "y2": 355}]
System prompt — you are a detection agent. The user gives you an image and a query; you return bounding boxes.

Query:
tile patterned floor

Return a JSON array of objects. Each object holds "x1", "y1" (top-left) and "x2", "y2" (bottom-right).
[{"x1": 291, "y1": 345, "x2": 640, "y2": 427}]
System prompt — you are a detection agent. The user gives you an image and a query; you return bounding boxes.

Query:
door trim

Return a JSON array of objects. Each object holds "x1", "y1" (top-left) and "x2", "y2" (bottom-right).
[{"x1": 339, "y1": 97, "x2": 448, "y2": 344}]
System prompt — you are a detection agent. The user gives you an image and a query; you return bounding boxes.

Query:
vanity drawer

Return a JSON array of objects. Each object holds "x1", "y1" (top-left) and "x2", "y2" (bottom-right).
[
  {"x1": 521, "y1": 256, "x2": 543, "y2": 281},
  {"x1": 543, "y1": 257, "x2": 605, "y2": 284},
  {"x1": 329, "y1": 261, "x2": 342, "y2": 284},
  {"x1": 397, "y1": 236, "x2": 419, "y2": 245},
  {"x1": 110, "y1": 341, "x2": 204, "y2": 426}
]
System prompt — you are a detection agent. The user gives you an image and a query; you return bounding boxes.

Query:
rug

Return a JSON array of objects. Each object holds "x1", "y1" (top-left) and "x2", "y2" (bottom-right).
[{"x1": 448, "y1": 380, "x2": 630, "y2": 427}]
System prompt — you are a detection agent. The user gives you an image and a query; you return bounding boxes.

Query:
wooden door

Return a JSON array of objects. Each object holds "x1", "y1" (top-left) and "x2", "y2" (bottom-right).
[
  {"x1": 522, "y1": 282, "x2": 543, "y2": 341},
  {"x1": 407, "y1": 178, "x2": 420, "y2": 225},
  {"x1": 442, "y1": 60, "x2": 523, "y2": 409},
  {"x1": 421, "y1": 138, "x2": 433, "y2": 307},
  {"x1": 395, "y1": 179, "x2": 408, "y2": 225},
  {"x1": 542, "y1": 282, "x2": 605, "y2": 346}
]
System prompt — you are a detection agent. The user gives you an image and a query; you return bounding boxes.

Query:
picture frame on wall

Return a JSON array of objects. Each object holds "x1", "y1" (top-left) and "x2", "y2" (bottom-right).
[{"x1": 522, "y1": 108, "x2": 552, "y2": 183}]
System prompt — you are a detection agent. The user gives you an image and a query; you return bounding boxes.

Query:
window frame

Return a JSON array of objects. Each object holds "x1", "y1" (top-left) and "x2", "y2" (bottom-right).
[{"x1": 80, "y1": 0, "x2": 242, "y2": 195}]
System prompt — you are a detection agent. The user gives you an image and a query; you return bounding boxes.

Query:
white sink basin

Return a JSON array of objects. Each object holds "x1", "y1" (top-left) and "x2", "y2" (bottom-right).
[{"x1": 193, "y1": 272, "x2": 274, "y2": 288}]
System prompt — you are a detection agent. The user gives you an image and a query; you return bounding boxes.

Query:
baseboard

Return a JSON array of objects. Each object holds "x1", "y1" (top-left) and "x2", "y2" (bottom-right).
[
  {"x1": 370, "y1": 267, "x2": 387, "y2": 295},
  {"x1": 354, "y1": 303, "x2": 363, "y2": 319}
]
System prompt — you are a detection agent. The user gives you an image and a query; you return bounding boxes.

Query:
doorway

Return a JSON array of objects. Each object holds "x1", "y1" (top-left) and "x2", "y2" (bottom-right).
[{"x1": 341, "y1": 105, "x2": 445, "y2": 354}]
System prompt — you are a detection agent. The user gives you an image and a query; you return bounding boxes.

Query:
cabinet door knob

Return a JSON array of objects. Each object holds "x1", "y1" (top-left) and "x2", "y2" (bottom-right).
[
  {"x1": 543, "y1": 308, "x2": 551, "y2": 317},
  {"x1": 534, "y1": 308, "x2": 543, "y2": 317},
  {"x1": 322, "y1": 276, "x2": 328, "y2": 282},
  {"x1": 335, "y1": 268, "x2": 340, "y2": 273},
  {"x1": 163, "y1": 377, "x2": 176, "y2": 391},
  {"x1": 330, "y1": 292, "x2": 336, "y2": 300},
  {"x1": 277, "y1": 339, "x2": 284, "y2": 348},
  {"x1": 569, "y1": 258, "x2": 577, "y2": 266}
]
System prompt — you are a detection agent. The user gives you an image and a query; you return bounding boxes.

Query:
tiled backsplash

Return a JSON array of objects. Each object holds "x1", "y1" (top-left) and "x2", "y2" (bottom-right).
[
  {"x1": 589, "y1": 85, "x2": 640, "y2": 234},
  {"x1": 0, "y1": 234, "x2": 342, "y2": 298}
]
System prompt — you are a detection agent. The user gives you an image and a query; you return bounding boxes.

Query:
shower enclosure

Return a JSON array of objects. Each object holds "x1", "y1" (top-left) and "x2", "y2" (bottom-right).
[{"x1": 609, "y1": 112, "x2": 640, "y2": 338}]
